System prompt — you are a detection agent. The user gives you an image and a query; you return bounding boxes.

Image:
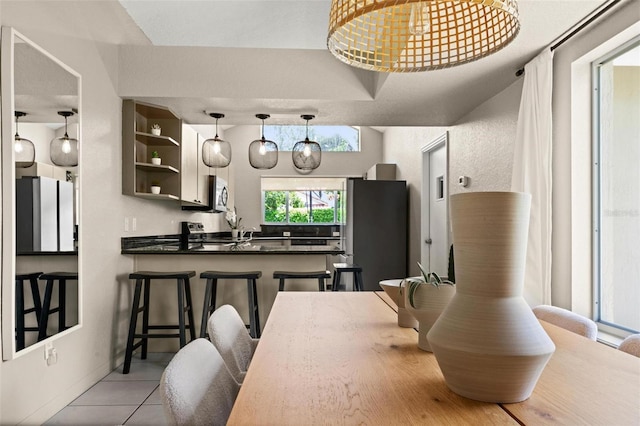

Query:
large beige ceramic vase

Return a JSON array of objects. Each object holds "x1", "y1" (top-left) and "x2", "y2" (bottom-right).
[
  {"x1": 403, "y1": 280, "x2": 455, "y2": 351},
  {"x1": 427, "y1": 192, "x2": 555, "y2": 403}
]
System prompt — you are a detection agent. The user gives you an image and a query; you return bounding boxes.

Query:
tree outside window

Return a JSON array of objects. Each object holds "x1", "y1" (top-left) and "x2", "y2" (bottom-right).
[
  {"x1": 264, "y1": 125, "x2": 359, "y2": 152},
  {"x1": 263, "y1": 190, "x2": 344, "y2": 224}
]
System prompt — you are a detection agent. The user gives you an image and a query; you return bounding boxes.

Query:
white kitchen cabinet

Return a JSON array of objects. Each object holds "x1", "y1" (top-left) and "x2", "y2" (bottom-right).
[{"x1": 181, "y1": 124, "x2": 210, "y2": 209}]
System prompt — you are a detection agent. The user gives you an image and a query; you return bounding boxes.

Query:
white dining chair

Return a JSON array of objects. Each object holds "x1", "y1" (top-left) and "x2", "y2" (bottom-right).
[
  {"x1": 160, "y1": 338, "x2": 240, "y2": 426},
  {"x1": 533, "y1": 305, "x2": 598, "y2": 340},
  {"x1": 207, "y1": 304, "x2": 259, "y2": 384},
  {"x1": 618, "y1": 334, "x2": 640, "y2": 357}
]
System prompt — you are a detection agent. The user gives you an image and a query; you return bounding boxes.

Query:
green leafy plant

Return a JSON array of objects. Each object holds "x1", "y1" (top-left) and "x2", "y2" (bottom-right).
[
  {"x1": 151, "y1": 123, "x2": 161, "y2": 130},
  {"x1": 151, "y1": 151, "x2": 159, "y2": 158},
  {"x1": 403, "y1": 262, "x2": 455, "y2": 308}
]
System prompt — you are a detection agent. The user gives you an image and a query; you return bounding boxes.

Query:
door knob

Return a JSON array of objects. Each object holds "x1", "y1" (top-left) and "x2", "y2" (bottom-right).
[{"x1": 425, "y1": 238, "x2": 432, "y2": 244}]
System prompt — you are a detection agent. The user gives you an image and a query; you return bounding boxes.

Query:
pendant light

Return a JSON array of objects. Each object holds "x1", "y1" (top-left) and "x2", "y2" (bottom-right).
[
  {"x1": 14, "y1": 111, "x2": 35, "y2": 168},
  {"x1": 202, "y1": 112, "x2": 231, "y2": 168},
  {"x1": 327, "y1": 0, "x2": 520, "y2": 73},
  {"x1": 292, "y1": 115, "x2": 321, "y2": 171},
  {"x1": 50, "y1": 111, "x2": 78, "y2": 167},
  {"x1": 249, "y1": 114, "x2": 278, "y2": 169}
]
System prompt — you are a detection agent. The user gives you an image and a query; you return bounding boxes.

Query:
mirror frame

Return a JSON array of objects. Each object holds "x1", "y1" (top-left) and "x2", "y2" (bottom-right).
[{"x1": 1, "y1": 27, "x2": 83, "y2": 360}]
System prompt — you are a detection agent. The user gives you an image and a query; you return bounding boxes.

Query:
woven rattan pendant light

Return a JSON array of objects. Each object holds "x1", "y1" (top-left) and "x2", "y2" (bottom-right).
[
  {"x1": 14, "y1": 111, "x2": 35, "y2": 168},
  {"x1": 327, "y1": 0, "x2": 520, "y2": 73},
  {"x1": 202, "y1": 112, "x2": 231, "y2": 168},
  {"x1": 50, "y1": 111, "x2": 78, "y2": 167},
  {"x1": 292, "y1": 115, "x2": 321, "y2": 171},
  {"x1": 249, "y1": 114, "x2": 278, "y2": 169}
]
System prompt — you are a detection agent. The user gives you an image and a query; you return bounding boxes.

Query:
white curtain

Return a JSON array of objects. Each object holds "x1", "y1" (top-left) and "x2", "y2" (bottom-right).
[{"x1": 511, "y1": 48, "x2": 554, "y2": 307}]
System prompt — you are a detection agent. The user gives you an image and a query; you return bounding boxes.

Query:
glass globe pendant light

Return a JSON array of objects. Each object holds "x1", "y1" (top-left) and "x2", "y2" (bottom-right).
[
  {"x1": 14, "y1": 111, "x2": 35, "y2": 168},
  {"x1": 202, "y1": 112, "x2": 231, "y2": 168},
  {"x1": 292, "y1": 114, "x2": 321, "y2": 171},
  {"x1": 249, "y1": 113, "x2": 278, "y2": 169},
  {"x1": 50, "y1": 111, "x2": 78, "y2": 167}
]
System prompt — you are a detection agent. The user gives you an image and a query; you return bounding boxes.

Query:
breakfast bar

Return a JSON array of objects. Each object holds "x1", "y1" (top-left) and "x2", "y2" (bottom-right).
[{"x1": 121, "y1": 232, "x2": 344, "y2": 350}]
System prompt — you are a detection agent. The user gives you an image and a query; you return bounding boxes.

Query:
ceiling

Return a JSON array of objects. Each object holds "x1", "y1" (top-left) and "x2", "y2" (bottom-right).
[{"x1": 111, "y1": 0, "x2": 609, "y2": 127}]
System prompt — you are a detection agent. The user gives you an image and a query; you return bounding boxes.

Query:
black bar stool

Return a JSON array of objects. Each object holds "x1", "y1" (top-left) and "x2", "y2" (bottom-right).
[
  {"x1": 273, "y1": 270, "x2": 331, "y2": 292},
  {"x1": 332, "y1": 263, "x2": 364, "y2": 291},
  {"x1": 38, "y1": 272, "x2": 78, "y2": 341},
  {"x1": 15, "y1": 272, "x2": 43, "y2": 350},
  {"x1": 123, "y1": 271, "x2": 196, "y2": 374},
  {"x1": 200, "y1": 271, "x2": 262, "y2": 339}
]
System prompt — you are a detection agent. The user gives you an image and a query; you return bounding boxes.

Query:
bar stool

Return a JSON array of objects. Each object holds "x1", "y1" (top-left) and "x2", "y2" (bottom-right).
[
  {"x1": 332, "y1": 263, "x2": 364, "y2": 291},
  {"x1": 15, "y1": 272, "x2": 43, "y2": 350},
  {"x1": 273, "y1": 270, "x2": 331, "y2": 292},
  {"x1": 123, "y1": 271, "x2": 196, "y2": 374},
  {"x1": 200, "y1": 271, "x2": 262, "y2": 339},
  {"x1": 38, "y1": 272, "x2": 77, "y2": 341}
]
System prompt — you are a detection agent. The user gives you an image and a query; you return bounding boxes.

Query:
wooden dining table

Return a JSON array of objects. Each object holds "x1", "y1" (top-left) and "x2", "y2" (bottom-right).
[{"x1": 227, "y1": 291, "x2": 640, "y2": 425}]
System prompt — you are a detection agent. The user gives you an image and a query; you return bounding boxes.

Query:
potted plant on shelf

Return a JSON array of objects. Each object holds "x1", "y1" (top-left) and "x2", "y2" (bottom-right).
[
  {"x1": 226, "y1": 207, "x2": 242, "y2": 239},
  {"x1": 401, "y1": 262, "x2": 456, "y2": 352},
  {"x1": 151, "y1": 150, "x2": 161, "y2": 165},
  {"x1": 151, "y1": 123, "x2": 161, "y2": 136},
  {"x1": 150, "y1": 181, "x2": 161, "y2": 195}
]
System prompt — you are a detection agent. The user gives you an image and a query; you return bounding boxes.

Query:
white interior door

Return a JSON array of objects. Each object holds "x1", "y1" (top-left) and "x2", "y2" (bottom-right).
[{"x1": 421, "y1": 133, "x2": 449, "y2": 276}]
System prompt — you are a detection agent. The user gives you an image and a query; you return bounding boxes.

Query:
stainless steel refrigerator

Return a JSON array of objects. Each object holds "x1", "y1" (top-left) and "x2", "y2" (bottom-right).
[
  {"x1": 344, "y1": 178, "x2": 408, "y2": 291},
  {"x1": 16, "y1": 176, "x2": 74, "y2": 252}
]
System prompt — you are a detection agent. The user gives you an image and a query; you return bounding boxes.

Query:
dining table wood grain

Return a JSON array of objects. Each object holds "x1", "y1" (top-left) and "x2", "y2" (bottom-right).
[
  {"x1": 228, "y1": 291, "x2": 640, "y2": 425},
  {"x1": 501, "y1": 320, "x2": 640, "y2": 425},
  {"x1": 227, "y1": 292, "x2": 517, "y2": 425}
]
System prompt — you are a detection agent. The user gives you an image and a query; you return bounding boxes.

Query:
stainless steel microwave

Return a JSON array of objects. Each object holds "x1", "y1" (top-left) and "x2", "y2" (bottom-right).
[{"x1": 212, "y1": 176, "x2": 228, "y2": 212}]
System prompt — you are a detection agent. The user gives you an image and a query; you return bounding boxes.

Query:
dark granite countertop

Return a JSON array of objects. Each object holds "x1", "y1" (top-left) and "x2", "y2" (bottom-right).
[
  {"x1": 121, "y1": 232, "x2": 344, "y2": 255},
  {"x1": 17, "y1": 250, "x2": 78, "y2": 256},
  {"x1": 122, "y1": 243, "x2": 344, "y2": 255}
]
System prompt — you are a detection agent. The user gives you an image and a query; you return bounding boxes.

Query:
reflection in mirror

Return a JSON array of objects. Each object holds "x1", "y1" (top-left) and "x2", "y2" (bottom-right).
[{"x1": 1, "y1": 27, "x2": 81, "y2": 359}]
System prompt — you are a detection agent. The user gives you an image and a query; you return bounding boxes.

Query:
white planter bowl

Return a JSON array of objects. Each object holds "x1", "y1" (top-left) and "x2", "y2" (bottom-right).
[
  {"x1": 379, "y1": 279, "x2": 418, "y2": 328},
  {"x1": 150, "y1": 186, "x2": 161, "y2": 195},
  {"x1": 151, "y1": 157, "x2": 161, "y2": 165},
  {"x1": 151, "y1": 128, "x2": 161, "y2": 136},
  {"x1": 403, "y1": 280, "x2": 455, "y2": 351}
]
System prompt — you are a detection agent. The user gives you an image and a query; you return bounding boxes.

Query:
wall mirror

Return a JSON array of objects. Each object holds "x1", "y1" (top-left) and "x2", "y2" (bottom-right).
[{"x1": 1, "y1": 27, "x2": 82, "y2": 359}]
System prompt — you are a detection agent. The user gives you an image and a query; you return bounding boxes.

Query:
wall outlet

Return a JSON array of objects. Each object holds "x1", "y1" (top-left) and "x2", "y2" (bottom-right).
[
  {"x1": 132, "y1": 217, "x2": 137, "y2": 231},
  {"x1": 44, "y1": 342, "x2": 57, "y2": 366},
  {"x1": 124, "y1": 217, "x2": 130, "y2": 232}
]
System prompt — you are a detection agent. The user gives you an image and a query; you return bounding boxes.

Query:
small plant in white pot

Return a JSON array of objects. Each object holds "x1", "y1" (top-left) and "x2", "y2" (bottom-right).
[
  {"x1": 151, "y1": 150, "x2": 161, "y2": 165},
  {"x1": 150, "y1": 181, "x2": 161, "y2": 194},
  {"x1": 151, "y1": 123, "x2": 161, "y2": 136},
  {"x1": 401, "y1": 262, "x2": 456, "y2": 352}
]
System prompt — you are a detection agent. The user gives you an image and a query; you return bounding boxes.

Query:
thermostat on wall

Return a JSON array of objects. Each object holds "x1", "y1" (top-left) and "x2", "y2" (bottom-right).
[{"x1": 458, "y1": 176, "x2": 469, "y2": 187}]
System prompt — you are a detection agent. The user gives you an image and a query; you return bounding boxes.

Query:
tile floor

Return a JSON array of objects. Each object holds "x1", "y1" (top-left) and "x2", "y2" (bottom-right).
[{"x1": 44, "y1": 353, "x2": 175, "y2": 425}]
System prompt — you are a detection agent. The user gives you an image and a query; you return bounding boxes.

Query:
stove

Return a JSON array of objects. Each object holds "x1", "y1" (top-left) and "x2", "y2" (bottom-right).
[{"x1": 180, "y1": 222, "x2": 206, "y2": 250}]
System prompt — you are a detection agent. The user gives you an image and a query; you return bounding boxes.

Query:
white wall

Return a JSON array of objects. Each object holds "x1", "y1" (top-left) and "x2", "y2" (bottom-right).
[
  {"x1": 0, "y1": 3, "x2": 221, "y2": 423},
  {"x1": 381, "y1": 79, "x2": 522, "y2": 276},
  {"x1": 380, "y1": 127, "x2": 447, "y2": 276}
]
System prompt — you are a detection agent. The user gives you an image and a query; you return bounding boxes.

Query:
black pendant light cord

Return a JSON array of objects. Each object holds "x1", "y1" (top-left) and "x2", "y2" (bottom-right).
[
  {"x1": 63, "y1": 115, "x2": 70, "y2": 137},
  {"x1": 301, "y1": 114, "x2": 315, "y2": 142},
  {"x1": 15, "y1": 111, "x2": 26, "y2": 138}
]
